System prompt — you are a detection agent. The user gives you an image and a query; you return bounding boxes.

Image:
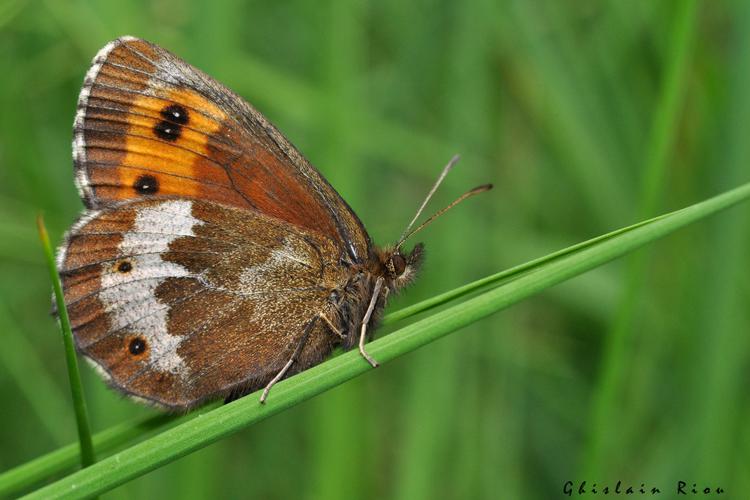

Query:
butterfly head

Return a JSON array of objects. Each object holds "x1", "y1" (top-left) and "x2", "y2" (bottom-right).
[
  {"x1": 379, "y1": 243, "x2": 424, "y2": 291},
  {"x1": 377, "y1": 156, "x2": 491, "y2": 292}
]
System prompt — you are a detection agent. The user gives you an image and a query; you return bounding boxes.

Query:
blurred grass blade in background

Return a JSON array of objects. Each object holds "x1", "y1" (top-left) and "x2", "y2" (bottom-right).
[{"x1": 583, "y1": 0, "x2": 699, "y2": 476}]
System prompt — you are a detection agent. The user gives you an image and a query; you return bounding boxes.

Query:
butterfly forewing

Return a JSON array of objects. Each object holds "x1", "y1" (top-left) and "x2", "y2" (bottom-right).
[
  {"x1": 74, "y1": 36, "x2": 370, "y2": 263},
  {"x1": 59, "y1": 198, "x2": 345, "y2": 409}
]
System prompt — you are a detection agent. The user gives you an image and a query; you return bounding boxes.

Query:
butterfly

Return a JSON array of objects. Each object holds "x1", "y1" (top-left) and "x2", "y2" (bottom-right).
[{"x1": 57, "y1": 36, "x2": 491, "y2": 411}]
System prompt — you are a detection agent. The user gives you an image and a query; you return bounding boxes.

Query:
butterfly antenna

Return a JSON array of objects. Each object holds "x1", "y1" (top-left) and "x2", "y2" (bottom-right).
[
  {"x1": 398, "y1": 154, "x2": 461, "y2": 244},
  {"x1": 396, "y1": 183, "x2": 492, "y2": 249},
  {"x1": 396, "y1": 154, "x2": 492, "y2": 249}
]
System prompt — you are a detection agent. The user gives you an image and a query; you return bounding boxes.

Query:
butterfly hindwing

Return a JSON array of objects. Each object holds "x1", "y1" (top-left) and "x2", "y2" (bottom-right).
[
  {"x1": 74, "y1": 36, "x2": 370, "y2": 263},
  {"x1": 59, "y1": 197, "x2": 345, "y2": 409}
]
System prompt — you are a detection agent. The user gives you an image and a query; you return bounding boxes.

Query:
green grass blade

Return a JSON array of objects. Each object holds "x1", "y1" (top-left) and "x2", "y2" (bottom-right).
[
  {"x1": 0, "y1": 414, "x2": 177, "y2": 498},
  {"x1": 36, "y1": 215, "x2": 95, "y2": 468},
  {"x1": 21, "y1": 181, "x2": 750, "y2": 499},
  {"x1": 383, "y1": 212, "x2": 666, "y2": 325}
]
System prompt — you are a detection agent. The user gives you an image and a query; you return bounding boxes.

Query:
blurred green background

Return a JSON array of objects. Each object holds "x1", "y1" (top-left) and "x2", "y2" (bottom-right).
[{"x1": 1, "y1": 0, "x2": 749, "y2": 498}]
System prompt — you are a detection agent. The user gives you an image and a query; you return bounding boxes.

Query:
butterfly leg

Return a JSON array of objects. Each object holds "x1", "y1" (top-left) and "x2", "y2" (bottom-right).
[
  {"x1": 260, "y1": 317, "x2": 317, "y2": 404},
  {"x1": 358, "y1": 276, "x2": 385, "y2": 368},
  {"x1": 318, "y1": 312, "x2": 345, "y2": 339}
]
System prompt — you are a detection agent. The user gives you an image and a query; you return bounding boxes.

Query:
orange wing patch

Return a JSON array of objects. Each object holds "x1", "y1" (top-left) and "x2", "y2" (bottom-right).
[
  {"x1": 115, "y1": 90, "x2": 228, "y2": 200},
  {"x1": 88, "y1": 87, "x2": 235, "y2": 201},
  {"x1": 76, "y1": 39, "x2": 249, "y2": 209}
]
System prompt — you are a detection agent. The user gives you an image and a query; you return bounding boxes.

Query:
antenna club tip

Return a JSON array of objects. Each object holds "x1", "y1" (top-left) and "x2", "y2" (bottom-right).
[
  {"x1": 444, "y1": 155, "x2": 461, "y2": 171},
  {"x1": 472, "y1": 183, "x2": 493, "y2": 194}
]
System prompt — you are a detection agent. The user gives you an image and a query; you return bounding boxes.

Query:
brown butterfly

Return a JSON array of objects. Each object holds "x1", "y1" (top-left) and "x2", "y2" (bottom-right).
[{"x1": 57, "y1": 36, "x2": 490, "y2": 411}]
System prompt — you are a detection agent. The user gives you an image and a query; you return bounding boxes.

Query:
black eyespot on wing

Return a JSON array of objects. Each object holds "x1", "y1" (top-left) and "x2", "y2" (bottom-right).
[
  {"x1": 117, "y1": 261, "x2": 132, "y2": 273},
  {"x1": 160, "y1": 104, "x2": 189, "y2": 125},
  {"x1": 129, "y1": 337, "x2": 147, "y2": 355},
  {"x1": 154, "y1": 120, "x2": 182, "y2": 141},
  {"x1": 134, "y1": 174, "x2": 159, "y2": 194}
]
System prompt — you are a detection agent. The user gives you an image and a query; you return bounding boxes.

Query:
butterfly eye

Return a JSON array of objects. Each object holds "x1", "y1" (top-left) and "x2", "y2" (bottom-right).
[
  {"x1": 117, "y1": 260, "x2": 132, "y2": 273},
  {"x1": 390, "y1": 254, "x2": 406, "y2": 276},
  {"x1": 128, "y1": 336, "x2": 147, "y2": 356}
]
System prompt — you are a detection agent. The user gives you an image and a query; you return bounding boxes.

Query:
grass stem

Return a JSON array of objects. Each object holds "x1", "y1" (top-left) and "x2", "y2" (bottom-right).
[{"x1": 36, "y1": 215, "x2": 96, "y2": 469}]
